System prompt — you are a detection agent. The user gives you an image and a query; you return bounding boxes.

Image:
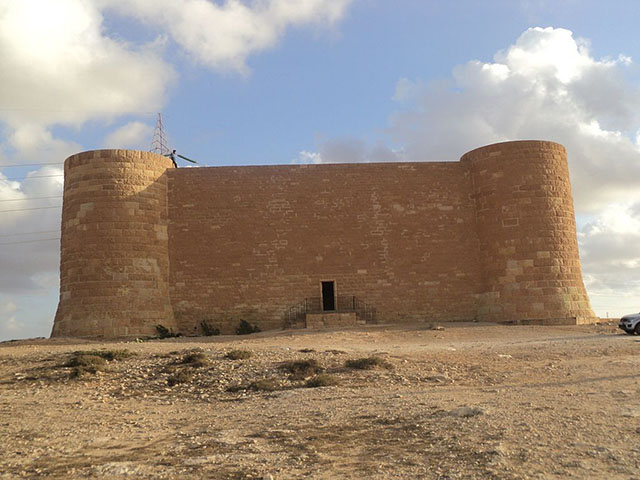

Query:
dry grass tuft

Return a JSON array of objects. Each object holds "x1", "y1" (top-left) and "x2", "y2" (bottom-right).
[
  {"x1": 72, "y1": 349, "x2": 134, "y2": 361},
  {"x1": 65, "y1": 353, "x2": 109, "y2": 378},
  {"x1": 180, "y1": 352, "x2": 209, "y2": 368},
  {"x1": 225, "y1": 349, "x2": 253, "y2": 360},
  {"x1": 248, "y1": 378, "x2": 281, "y2": 392},
  {"x1": 305, "y1": 374, "x2": 339, "y2": 388},
  {"x1": 345, "y1": 356, "x2": 393, "y2": 370},
  {"x1": 280, "y1": 359, "x2": 323, "y2": 379},
  {"x1": 167, "y1": 370, "x2": 193, "y2": 386}
]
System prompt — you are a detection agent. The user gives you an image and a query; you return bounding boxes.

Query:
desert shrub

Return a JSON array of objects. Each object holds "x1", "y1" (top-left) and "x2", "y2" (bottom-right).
[
  {"x1": 200, "y1": 321, "x2": 220, "y2": 336},
  {"x1": 167, "y1": 370, "x2": 193, "y2": 386},
  {"x1": 65, "y1": 354, "x2": 107, "y2": 369},
  {"x1": 235, "y1": 320, "x2": 260, "y2": 335},
  {"x1": 180, "y1": 352, "x2": 209, "y2": 368},
  {"x1": 226, "y1": 383, "x2": 245, "y2": 393},
  {"x1": 280, "y1": 359, "x2": 323, "y2": 379},
  {"x1": 65, "y1": 353, "x2": 108, "y2": 378},
  {"x1": 72, "y1": 349, "x2": 133, "y2": 361},
  {"x1": 345, "y1": 356, "x2": 393, "y2": 370},
  {"x1": 248, "y1": 378, "x2": 281, "y2": 392},
  {"x1": 305, "y1": 374, "x2": 339, "y2": 388},
  {"x1": 155, "y1": 324, "x2": 180, "y2": 339},
  {"x1": 227, "y1": 377, "x2": 283, "y2": 393},
  {"x1": 225, "y1": 349, "x2": 253, "y2": 360}
]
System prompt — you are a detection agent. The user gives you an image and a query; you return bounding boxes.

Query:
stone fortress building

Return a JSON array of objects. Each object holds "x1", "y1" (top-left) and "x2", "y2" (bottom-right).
[{"x1": 52, "y1": 140, "x2": 596, "y2": 339}]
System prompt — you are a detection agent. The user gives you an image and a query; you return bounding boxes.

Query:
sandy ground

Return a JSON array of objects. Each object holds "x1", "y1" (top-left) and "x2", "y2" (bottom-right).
[{"x1": 0, "y1": 322, "x2": 638, "y2": 479}]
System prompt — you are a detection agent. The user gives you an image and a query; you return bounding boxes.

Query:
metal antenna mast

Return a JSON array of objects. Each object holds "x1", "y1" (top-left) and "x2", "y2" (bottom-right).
[{"x1": 149, "y1": 113, "x2": 171, "y2": 155}]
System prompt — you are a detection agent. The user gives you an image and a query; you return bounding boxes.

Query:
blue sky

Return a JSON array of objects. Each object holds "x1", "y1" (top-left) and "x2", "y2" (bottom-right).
[{"x1": 1, "y1": 0, "x2": 640, "y2": 340}]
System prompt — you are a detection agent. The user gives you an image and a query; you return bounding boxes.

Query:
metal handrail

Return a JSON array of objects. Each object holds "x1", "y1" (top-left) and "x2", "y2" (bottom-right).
[{"x1": 284, "y1": 295, "x2": 376, "y2": 327}]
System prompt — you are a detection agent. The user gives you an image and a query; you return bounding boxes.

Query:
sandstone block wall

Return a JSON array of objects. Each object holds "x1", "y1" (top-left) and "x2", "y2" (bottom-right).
[
  {"x1": 52, "y1": 150, "x2": 177, "y2": 338},
  {"x1": 168, "y1": 162, "x2": 481, "y2": 334},
  {"x1": 52, "y1": 141, "x2": 596, "y2": 338},
  {"x1": 462, "y1": 141, "x2": 594, "y2": 324}
]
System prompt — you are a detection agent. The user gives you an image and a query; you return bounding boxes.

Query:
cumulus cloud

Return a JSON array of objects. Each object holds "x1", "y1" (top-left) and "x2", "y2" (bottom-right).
[
  {"x1": 0, "y1": 0, "x2": 173, "y2": 131},
  {"x1": 579, "y1": 203, "x2": 640, "y2": 316},
  {"x1": 0, "y1": 316, "x2": 23, "y2": 334},
  {"x1": 0, "y1": 299, "x2": 17, "y2": 315},
  {"x1": 0, "y1": 167, "x2": 63, "y2": 293},
  {"x1": 292, "y1": 150, "x2": 323, "y2": 164},
  {"x1": 307, "y1": 27, "x2": 640, "y2": 316},
  {"x1": 294, "y1": 139, "x2": 402, "y2": 164},
  {"x1": 388, "y1": 27, "x2": 640, "y2": 213},
  {"x1": 388, "y1": 27, "x2": 640, "y2": 316},
  {"x1": 99, "y1": 0, "x2": 354, "y2": 73},
  {"x1": 104, "y1": 121, "x2": 154, "y2": 149},
  {"x1": 0, "y1": 0, "x2": 356, "y2": 340},
  {"x1": 0, "y1": 0, "x2": 169, "y2": 341}
]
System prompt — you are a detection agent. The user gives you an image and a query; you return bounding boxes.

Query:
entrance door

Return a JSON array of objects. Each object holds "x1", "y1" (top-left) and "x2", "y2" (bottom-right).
[{"x1": 321, "y1": 281, "x2": 336, "y2": 311}]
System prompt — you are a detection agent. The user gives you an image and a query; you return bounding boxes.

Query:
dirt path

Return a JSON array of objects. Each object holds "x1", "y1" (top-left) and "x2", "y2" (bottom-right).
[{"x1": 1, "y1": 322, "x2": 638, "y2": 479}]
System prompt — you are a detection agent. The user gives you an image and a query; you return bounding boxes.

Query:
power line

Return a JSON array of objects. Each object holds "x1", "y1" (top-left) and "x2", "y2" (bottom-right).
[
  {"x1": 0, "y1": 237, "x2": 59, "y2": 246},
  {"x1": 2, "y1": 174, "x2": 64, "y2": 181},
  {"x1": 0, "y1": 162, "x2": 63, "y2": 168},
  {"x1": 0, "y1": 195, "x2": 62, "y2": 203},
  {"x1": 0, "y1": 107, "x2": 158, "y2": 114},
  {"x1": 0, "y1": 229, "x2": 59, "y2": 238},
  {"x1": 0, "y1": 205, "x2": 61, "y2": 213}
]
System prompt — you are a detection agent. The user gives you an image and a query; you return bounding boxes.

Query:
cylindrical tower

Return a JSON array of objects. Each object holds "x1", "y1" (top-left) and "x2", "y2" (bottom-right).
[
  {"x1": 462, "y1": 140, "x2": 595, "y2": 324},
  {"x1": 52, "y1": 149, "x2": 177, "y2": 338}
]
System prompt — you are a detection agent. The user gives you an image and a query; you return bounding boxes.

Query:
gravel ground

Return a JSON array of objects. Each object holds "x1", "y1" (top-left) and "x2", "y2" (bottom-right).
[{"x1": 0, "y1": 322, "x2": 638, "y2": 479}]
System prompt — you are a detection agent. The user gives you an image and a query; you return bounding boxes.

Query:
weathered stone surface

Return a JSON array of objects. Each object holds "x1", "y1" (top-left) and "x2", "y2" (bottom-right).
[
  {"x1": 52, "y1": 140, "x2": 596, "y2": 339},
  {"x1": 52, "y1": 150, "x2": 177, "y2": 338}
]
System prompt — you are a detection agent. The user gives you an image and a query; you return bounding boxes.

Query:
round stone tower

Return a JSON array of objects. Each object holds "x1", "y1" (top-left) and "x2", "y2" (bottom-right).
[
  {"x1": 462, "y1": 140, "x2": 595, "y2": 324},
  {"x1": 52, "y1": 149, "x2": 177, "y2": 338}
]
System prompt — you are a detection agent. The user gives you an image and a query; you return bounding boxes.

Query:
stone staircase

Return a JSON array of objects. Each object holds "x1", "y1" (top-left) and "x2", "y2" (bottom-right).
[{"x1": 284, "y1": 295, "x2": 377, "y2": 329}]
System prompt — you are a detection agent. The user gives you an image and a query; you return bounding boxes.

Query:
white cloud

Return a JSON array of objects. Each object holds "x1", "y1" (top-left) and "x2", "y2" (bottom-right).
[
  {"x1": 0, "y1": 0, "x2": 356, "y2": 341},
  {"x1": 104, "y1": 121, "x2": 154, "y2": 149},
  {"x1": 0, "y1": 0, "x2": 172, "y2": 341},
  {"x1": 309, "y1": 27, "x2": 640, "y2": 317},
  {"x1": 99, "y1": 0, "x2": 354, "y2": 73},
  {"x1": 299, "y1": 138, "x2": 403, "y2": 164},
  {"x1": 292, "y1": 150, "x2": 323, "y2": 164},
  {"x1": 0, "y1": 316, "x2": 23, "y2": 334},
  {"x1": 6, "y1": 125, "x2": 81, "y2": 166},
  {"x1": 0, "y1": 300, "x2": 17, "y2": 315},
  {"x1": 0, "y1": 167, "x2": 63, "y2": 293},
  {"x1": 0, "y1": 0, "x2": 174, "y2": 130},
  {"x1": 0, "y1": 291, "x2": 55, "y2": 340},
  {"x1": 388, "y1": 27, "x2": 640, "y2": 213},
  {"x1": 579, "y1": 203, "x2": 640, "y2": 317},
  {"x1": 391, "y1": 27, "x2": 640, "y2": 317}
]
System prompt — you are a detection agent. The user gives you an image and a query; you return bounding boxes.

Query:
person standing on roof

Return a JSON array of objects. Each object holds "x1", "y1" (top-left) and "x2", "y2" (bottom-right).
[{"x1": 169, "y1": 149, "x2": 177, "y2": 168}]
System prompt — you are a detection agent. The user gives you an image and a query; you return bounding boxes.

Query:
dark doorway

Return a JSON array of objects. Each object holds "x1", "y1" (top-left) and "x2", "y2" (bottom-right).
[{"x1": 321, "y1": 281, "x2": 336, "y2": 311}]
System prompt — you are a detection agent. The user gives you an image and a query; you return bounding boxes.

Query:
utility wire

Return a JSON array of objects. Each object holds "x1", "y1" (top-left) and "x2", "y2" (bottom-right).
[
  {"x1": 0, "y1": 205, "x2": 61, "y2": 213},
  {"x1": 0, "y1": 107, "x2": 158, "y2": 114},
  {"x1": 2, "y1": 174, "x2": 63, "y2": 181},
  {"x1": 0, "y1": 237, "x2": 59, "y2": 246},
  {"x1": 0, "y1": 229, "x2": 59, "y2": 238},
  {"x1": 0, "y1": 162, "x2": 63, "y2": 168},
  {"x1": 0, "y1": 195, "x2": 62, "y2": 203}
]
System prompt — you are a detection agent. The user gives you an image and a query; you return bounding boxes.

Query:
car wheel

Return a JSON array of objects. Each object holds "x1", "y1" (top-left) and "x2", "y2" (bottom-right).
[
  {"x1": 635, "y1": 324, "x2": 640, "y2": 335},
  {"x1": 625, "y1": 329, "x2": 635, "y2": 335}
]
